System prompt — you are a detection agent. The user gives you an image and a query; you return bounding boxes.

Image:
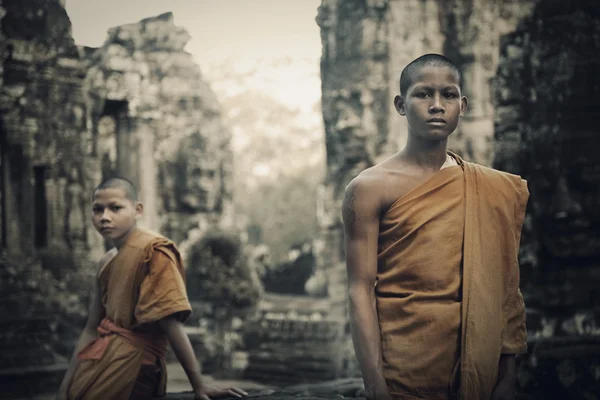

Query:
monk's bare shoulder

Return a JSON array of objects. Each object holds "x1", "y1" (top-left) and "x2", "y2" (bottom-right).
[{"x1": 342, "y1": 166, "x2": 391, "y2": 231}]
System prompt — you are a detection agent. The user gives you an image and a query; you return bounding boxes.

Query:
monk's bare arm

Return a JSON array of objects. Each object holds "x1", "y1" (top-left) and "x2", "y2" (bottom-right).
[
  {"x1": 57, "y1": 251, "x2": 111, "y2": 397},
  {"x1": 491, "y1": 354, "x2": 516, "y2": 399},
  {"x1": 342, "y1": 177, "x2": 391, "y2": 400},
  {"x1": 160, "y1": 317, "x2": 247, "y2": 399}
]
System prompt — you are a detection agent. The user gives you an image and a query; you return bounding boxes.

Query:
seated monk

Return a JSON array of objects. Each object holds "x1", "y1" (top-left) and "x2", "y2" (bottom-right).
[
  {"x1": 342, "y1": 54, "x2": 528, "y2": 400},
  {"x1": 56, "y1": 177, "x2": 248, "y2": 400}
]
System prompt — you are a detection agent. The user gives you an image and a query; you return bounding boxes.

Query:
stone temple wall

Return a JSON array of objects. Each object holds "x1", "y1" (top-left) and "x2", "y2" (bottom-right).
[
  {"x1": 84, "y1": 12, "x2": 235, "y2": 249},
  {"x1": 0, "y1": 0, "x2": 101, "y2": 397},
  {"x1": 0, "y1": 3, "x2": 235, "y2": 397},
  {"x1": 315, "y1": 0, "x2": 534, "y2": 377},
  {"x1": 493, "y1": 1, "x2": 600, "y2": 398},
  {"x1": 0, "y1": 0, "x2": 103, "y2": 263}
]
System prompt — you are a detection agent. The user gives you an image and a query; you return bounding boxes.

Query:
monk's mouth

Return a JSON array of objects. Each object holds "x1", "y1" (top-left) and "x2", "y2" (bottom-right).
[{"x1": 427, "y1": 119, "x2": 446, "y2": 124}]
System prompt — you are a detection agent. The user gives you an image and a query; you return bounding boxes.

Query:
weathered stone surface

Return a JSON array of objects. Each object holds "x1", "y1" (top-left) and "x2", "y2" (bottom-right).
[
  {"x1": 0, "y1": 3, "x2": 100, "y2": 395},
  {"x1": 83, "y1": 11, "x2": 234, "y2": 247},
  {"x1": 241, "y1": 295, "x2": 344, "y2": 385},
  {"x1": 0, "y1": 3, "x2": 237, "y2": 397},
  {"x1": 493, "y1": 0, "x2": 600, "y2": 398},
  {"x1": 0, "y1": 0, "x2": 103, "y2": 261},
  {"x1": 159, "y1": 378, "x2": 366, "y2": 399}
]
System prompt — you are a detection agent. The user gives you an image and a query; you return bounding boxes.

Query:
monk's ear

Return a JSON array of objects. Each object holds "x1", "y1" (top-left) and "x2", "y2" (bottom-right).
[
  {"x1": 134, "y1": 201, "x2": 144, "y2": 218},
  {"x1": 394, "y1": 95, "x2": 406, "y2": 116},
  {"x1": 460, "y1": 96, "x2": 468, "y2": 117}
]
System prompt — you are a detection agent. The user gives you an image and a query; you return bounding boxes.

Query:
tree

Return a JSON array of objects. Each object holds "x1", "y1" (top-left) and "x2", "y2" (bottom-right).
[{"x1": 186, "y1": 230, "x2": 261, "y2": 374}]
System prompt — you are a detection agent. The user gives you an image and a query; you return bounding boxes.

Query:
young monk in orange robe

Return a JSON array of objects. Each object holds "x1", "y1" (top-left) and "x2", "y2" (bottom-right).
[
  {"x1": 57, "y1": 177, "x2": 248, "y2": 400},
  {"x1": 342, "y1": 54, "x2": 528, "y2": 400}
]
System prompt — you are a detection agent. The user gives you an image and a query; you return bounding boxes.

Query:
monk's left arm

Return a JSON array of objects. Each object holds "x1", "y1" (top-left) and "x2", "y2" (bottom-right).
[
  {"x1": 494, "y1": 179, "x2": 530, "y2": 399},
  {"x1": 160, "y1": 317, "x2": 248, "y2": 399},
  {"x1": 501, "y1": 180, "x2": 529, "y2": 356},
  {"x1": 160, "y1": 316, "x2": 207, "y2": 394},
  {"x1": 492, "y1": 354, "x2": 516, "y2": 399}
]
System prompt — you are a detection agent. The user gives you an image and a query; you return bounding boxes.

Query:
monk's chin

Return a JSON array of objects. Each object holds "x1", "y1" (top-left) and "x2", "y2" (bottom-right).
[{"x1": 98, "y1": 228, "x2": 122, "y2": 240}]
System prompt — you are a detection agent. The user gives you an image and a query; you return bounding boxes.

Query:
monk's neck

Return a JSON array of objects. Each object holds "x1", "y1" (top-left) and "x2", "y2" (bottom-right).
[
  {"x1": 402, "y1": 135, "x2": 449, "y2": 170},
  {"x1": 112, "y1": 226, "x2": 138, "y2": 250}
]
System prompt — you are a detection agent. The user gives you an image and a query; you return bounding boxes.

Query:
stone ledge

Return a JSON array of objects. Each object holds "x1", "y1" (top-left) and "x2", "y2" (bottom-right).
[
  {"x1": 158, "y1": 378, "x2": 366, "y2": 399},
  {"x1": 160, "y1": 392, "x2": 365, "y2": 400}
]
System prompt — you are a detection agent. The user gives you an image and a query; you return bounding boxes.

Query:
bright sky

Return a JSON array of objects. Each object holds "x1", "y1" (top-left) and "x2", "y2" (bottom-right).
[{"x1": 65, "y1": 0, "x2": 323, "y2": 67}]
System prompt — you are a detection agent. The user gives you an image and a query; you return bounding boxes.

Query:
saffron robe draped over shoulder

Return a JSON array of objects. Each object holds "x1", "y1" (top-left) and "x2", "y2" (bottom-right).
[
  {"x1": 459, "y1": 155, "x2": 529, "y2": 400},
  {"x1": 68, "y1": 228, "x2": 192, "y2": 400},
  {"x1": 377, "y1": 164, "x2": 465, "y2": 400},
  {"x1": 375, "y1": 152, "x2": 529, "y2": 400}
]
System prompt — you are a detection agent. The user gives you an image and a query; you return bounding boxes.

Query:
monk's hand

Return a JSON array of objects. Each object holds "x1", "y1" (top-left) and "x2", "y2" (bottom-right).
[
  {"x1": 365, "y1": 385, "x2": 393, "y2": 400},
  {"x1": 194, "y1": 386, "x2": 248, "y2": 399}
]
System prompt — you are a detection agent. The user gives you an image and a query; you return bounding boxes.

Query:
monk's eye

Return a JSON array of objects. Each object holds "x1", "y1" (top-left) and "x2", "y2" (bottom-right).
[
  {"x1": 111, "y1": 206, "x2": 123, "y2": 211},
  {"x1": 92, "y1": 207, "x2": 101, "y2": 213},
  {"x1": 444, "y1": 92, "x2": 458, "y2": 99},
  {"x1": 415, "y1": 92, "x2": 428, "y2": 98}
]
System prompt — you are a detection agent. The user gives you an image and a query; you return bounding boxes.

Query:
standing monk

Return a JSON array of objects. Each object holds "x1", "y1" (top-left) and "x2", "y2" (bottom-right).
[
  {"x1": 57, "y1": 177, "x2": 248, "y2": 400},
  {"x1": 342, "y1": 54, "x2": 528, "y2": 400}
]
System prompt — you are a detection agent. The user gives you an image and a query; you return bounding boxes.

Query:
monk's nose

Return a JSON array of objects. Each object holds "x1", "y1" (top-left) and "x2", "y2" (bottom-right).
[
  {"x1": 429, "y1": 94, "x2": 444, "y2": 113},
  {"x1": 100, "y1": 211, "x2": 111, "y2": 223}
]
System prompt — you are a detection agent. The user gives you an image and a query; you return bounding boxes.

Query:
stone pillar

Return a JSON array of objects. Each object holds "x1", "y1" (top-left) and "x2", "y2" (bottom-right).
[
  {"x1": 115, "y1": 106, "x2": 134, "y2": 181},
  {"x1": 440, "y1": 0, "x2": 535, "y2": 164},
  {"x1": 136, "y1": 118, "x2": 158, "y2": 231},
  {"x1": 387, "y1": 0, "x2": 444, "y2": 156}
]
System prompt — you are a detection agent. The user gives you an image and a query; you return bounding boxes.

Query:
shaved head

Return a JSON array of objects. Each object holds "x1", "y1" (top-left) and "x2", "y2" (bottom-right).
[
  {"x1": 400, "y1": 53, "x2": 463, "y2": 96},
  {"x1": 93, "y1": 176, "x2": 138, "y2": 202}
]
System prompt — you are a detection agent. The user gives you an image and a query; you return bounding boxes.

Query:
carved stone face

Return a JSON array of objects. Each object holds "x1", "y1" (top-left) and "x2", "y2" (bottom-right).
[
  {"x1": 330, "y1": 92, "x2": 367, "y2": 165},
  {"x1": 174, "y1": 134, "x2": 221, "y2": 213},
  {"x1": 527, "y1": 129, "x2": 600, "y2": 260}
]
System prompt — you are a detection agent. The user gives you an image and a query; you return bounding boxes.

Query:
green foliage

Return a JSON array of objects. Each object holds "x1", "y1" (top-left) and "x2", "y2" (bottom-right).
[
  {"x1": 37, "y1": 243, "x2": 78, "y2": 281},
  {"x1": 186, "y1": 230, "x2": 261, "y2": 310}
]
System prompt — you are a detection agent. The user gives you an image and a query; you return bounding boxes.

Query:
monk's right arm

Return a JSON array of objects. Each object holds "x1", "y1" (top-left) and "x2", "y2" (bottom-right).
[
  {"x1": 342, "y1": 178, "x2": 391, "y2": 400},
  {"x1": 57, "y1": 266, "x2": 106, "y2": 398}
]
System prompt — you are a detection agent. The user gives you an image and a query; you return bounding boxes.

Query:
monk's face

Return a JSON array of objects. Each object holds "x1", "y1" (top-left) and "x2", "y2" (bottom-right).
[
  {"x1": 396, "y1": 65, "x2": 467, "y2": 141},
  {"x1": 91, "y1": 188, "x2": 142, "y2": 243}
]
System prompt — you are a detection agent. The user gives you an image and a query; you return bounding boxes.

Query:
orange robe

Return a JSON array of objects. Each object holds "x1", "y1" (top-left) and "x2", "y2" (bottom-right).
[
  {"x1": 376, "y1": 153, "x2": 528, "y2": 400},
  {"x1": 68, "y1": 228, "x2": 192, "y2": 400}
]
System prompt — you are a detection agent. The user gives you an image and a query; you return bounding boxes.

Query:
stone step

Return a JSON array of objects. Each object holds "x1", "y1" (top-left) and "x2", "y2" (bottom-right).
[{"x1": 0, "y1": 363, "x2": 68, "y2": 398}]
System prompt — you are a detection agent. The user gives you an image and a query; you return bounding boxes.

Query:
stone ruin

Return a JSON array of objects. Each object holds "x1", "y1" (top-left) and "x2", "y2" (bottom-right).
[
  {"x1": 0, "y1": 0, "x2": 99, "y2": 396},
  {"x1": 493, "y1": 1, "x2": 600, "y2": 398},
  {"x1": 1, "y1": 0, "x2": 599, "y2": 399},
  {"x1": 83, "y1": 11, "x2": 234, "y2": 246},
  {"x1": 0, "y1": 1, "x2": 235, "y2": 397}
]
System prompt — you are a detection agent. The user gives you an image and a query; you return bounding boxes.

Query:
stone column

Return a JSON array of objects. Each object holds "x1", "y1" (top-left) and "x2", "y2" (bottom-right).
[
  {"x1": 136, "y1": 118, "x2": 158, "y2": 231},
  {"x1": 440, "y1": 0, "x2": 535, "y2": 165},
  {"x1": 387, "y1": 0, "x2": 444, "y2": 156}
]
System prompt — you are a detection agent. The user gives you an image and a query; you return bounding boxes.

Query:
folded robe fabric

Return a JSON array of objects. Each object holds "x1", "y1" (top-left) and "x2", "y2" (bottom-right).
[
  {"x1": 375, "y1": 152, "x2": 528, "y2": 400},
  {"x1": 377, "y1": 163, "x2": 465, "y2": 400},
  {"x1": 68, "y1": 228, "x2": 192, "y2": 400},
  {"x1": 458, "y1": 154, "x2": 528, "y2": 400}
]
